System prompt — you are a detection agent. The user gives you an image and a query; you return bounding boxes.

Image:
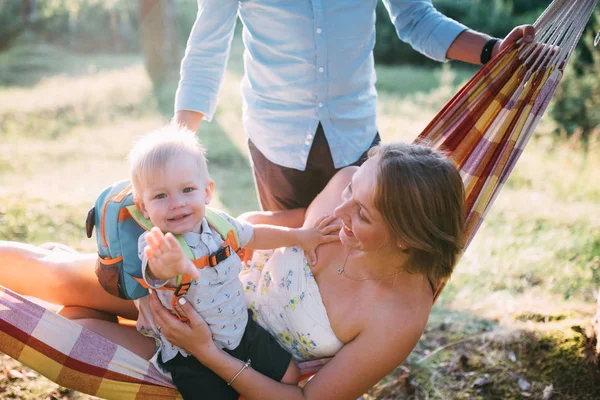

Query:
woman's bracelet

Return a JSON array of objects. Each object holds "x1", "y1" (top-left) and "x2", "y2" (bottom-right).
[{"x1": 227, "y1": 359, "x2": 251, "y2": 386}]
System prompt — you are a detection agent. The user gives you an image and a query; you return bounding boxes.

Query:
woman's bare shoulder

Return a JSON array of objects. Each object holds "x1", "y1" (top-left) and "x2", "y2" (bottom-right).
[
  {"x1": 363, "y1": 281, "x2": 432, "y2": 340},
  {"x1": 303, "y1": 283, "x2": 431, "y2": 399}
]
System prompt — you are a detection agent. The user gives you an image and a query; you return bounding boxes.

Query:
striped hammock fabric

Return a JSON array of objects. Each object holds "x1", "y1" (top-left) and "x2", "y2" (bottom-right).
[
  {"x1": 428, "y1": 0, "x2": 598, "y2": 300},
  {"x1": 0, "y1": 0, "x2": 597, "y2": 398},
  {"x1": 0, "y1": 287, "x2": 327, "y2": 399}
]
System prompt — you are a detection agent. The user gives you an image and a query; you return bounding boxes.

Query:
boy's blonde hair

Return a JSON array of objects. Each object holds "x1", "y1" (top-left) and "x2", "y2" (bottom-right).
[{"x1": 128, "y1": 124, "x2": 209, "y2": 197}]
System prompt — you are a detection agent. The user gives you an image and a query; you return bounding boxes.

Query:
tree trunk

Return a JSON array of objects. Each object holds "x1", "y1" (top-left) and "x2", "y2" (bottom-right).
[
  {"x1": 138, "y1": 0, "x2": 182, "y2": 88},
  {"x1": 22, "y1": 0, "x2": 37, "y2": 26}
]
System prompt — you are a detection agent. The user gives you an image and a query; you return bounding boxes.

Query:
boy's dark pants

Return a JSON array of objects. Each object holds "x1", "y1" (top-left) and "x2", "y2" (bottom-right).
[
  {"x1": 249, "y1": 123, "x2": 380, "y2": 211},
  {"x1": 161, "y1": 311, "x2": 291, "y2": 400}
]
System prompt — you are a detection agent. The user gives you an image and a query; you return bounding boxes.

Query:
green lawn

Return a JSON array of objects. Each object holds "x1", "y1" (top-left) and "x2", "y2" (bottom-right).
[{"x1": 1, "y1": 36, "x2": 599, "y2": 399}]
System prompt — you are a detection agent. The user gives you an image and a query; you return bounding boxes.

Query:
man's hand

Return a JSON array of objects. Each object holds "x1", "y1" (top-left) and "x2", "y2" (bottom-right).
[
  {"x1": 144, "y1": 227, "x2": 200, "y2": 281},
  {"x1": 173, "y1": 110, "x2": 205, "y2": 133},
  {"x1": 299, "y1": 215, "x2": 341, "y2": 266},
  {"x1": 493, "y1": 25, "x2": 535, "y2": 57},
  {"x1": 447, "y1": 25, "x2": 536, "y2": 65}
]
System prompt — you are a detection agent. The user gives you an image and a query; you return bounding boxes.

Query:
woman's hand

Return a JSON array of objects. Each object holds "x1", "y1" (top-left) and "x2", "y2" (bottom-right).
[
  {"x1": 148, "y1": 290, "x2": 218, "y2": 362},
  {"x1": 494, "y1": 25, "x2": 535, "y2": 57},
  {"x1": 298, "y1": 215, "x2": 341, "y2": 266}
]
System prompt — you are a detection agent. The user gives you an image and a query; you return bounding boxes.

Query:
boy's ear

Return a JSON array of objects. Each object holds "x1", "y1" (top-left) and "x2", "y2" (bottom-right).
[
  {"x1": 204, "y1": 181, "x2": 215, "y2": 205},
  {"x1": 134, "y1": 196, "x2": 149, "y2": 219}
]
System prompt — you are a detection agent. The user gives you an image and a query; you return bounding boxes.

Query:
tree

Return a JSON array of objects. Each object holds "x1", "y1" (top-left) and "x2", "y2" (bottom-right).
[
  {"x1": 138, "y1": 0, "x2": 182, "y2": 89},
  {"x1": 550, "y1": 13, "x2": 600, "y2": 145},
  {"x1": 22, "y1": 0, "x2": 37, "y2": 26}
]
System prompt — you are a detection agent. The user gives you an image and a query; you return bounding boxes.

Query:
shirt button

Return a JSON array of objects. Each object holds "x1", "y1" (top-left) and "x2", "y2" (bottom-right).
[
  {"x1": 305, "y1": 140, "x2": 311, "y2": 146},
  {"x1": 316, "y1": 28, "x2": 322, "y2": 34},
  {"x1": 318, "y1": 67, "x2": 324, "y2": 73},
  {"x1": 307, "y1": 134, "x2": 313, "y2": 139},
  {"x1": 318, "y1": 102, "x2": 323, "y2": 108}
]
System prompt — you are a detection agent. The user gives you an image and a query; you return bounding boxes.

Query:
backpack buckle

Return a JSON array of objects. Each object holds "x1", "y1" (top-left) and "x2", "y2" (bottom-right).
[
  {"x1": 209, "y1": 245, "x2": 232, "y2": 267},
  {"x1": 174, "y1": 281, "x2": 192, "y2": 297}
]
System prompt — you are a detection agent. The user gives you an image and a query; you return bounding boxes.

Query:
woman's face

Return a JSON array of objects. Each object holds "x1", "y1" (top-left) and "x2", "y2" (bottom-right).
[{"x1": 334, "y1": 156, "x2": 394, "y2": 252}]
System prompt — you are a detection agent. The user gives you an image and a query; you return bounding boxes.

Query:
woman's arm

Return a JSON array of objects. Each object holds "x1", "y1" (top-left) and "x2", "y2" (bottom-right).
[
  {"x1": 149, "y1": 292, "x2": 305, "y2": 398},
  {"x1": 301, "y1": 310, "x2": 425, "y2": 399},
  {"x1": 150, "y1": 292, "x2": 425, "y2": 400},
  {"x1": 193, "y1": 346, "x2": 305, "y2": 400}
]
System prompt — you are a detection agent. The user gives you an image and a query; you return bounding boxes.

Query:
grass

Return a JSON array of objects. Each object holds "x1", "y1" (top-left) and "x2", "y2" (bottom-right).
[{"x1": 1, "y1": 35, "x2": 600, "y2": 399}]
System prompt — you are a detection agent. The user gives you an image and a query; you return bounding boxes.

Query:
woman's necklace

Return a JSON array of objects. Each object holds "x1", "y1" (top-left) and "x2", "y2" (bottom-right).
[{"x1": 336, "y1": 251, "x2": 403, "y2": 281}]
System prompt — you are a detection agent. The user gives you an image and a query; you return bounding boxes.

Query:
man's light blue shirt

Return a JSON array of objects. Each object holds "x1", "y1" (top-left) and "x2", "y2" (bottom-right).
[{"x1": 175, "y1": 0, "x2": 467, "y2": 170}]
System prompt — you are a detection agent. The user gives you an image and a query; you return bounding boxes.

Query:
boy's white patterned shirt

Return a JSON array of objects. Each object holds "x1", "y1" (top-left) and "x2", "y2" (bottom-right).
[{"x1": 134, "y1": 209, "x2": 253, "y2": 364}]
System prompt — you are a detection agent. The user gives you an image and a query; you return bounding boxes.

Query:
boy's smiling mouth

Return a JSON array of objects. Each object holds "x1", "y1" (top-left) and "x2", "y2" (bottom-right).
[{"x1": 168, "y1": 214, "x2": 191, "y2": 222}]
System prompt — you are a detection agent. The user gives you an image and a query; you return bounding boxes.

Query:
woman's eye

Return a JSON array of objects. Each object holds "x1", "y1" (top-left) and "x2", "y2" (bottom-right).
[{"x1": 342, "y1": 185, "x2": 351, "y2": 200}]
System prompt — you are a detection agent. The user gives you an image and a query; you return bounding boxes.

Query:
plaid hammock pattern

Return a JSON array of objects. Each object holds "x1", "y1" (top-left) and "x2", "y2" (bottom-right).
[
  {"x1": 0, "y1": 287, "x2": 330, "y2": 399},
  {"x1": 0, "y1": 287, "x2": 180, "y2": 399},
  {"x1": 0, "y1": 0, "x2": 596, "y2": 397}
]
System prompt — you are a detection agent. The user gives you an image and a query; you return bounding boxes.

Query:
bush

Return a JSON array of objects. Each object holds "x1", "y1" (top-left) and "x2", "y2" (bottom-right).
[
  {"x1": 0, "y1": 0, "x2": 27, "y2": 50},
  {"x1": 550, "y1": 13, "x2": 600, "y2": 142},
  {"x1": 0, "y1": 0, "x2": 140, "y2": 53},
  {"x1": 35, "y1": 0, "x2": 140, "y2": 52}
]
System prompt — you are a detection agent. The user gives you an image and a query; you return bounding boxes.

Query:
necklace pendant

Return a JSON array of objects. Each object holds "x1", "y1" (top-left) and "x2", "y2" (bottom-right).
[{"x1": 337, "y1": 267, "x2": 344, "y2": 275}]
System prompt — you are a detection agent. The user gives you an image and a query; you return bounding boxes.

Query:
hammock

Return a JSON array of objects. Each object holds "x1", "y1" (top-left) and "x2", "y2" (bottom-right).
[{"x1": 0, "y1": 0, "x2": 597, "y2": 398}]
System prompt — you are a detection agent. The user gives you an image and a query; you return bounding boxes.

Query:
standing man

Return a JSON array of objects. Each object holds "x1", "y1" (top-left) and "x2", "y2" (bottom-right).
[{"x1": 174, "y1": 0, "x2": 533, "y2": 213}]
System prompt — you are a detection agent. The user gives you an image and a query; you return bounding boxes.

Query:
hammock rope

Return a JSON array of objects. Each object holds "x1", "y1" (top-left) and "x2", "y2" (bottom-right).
[{"x1": 1, "y1": 0, "x2": 597, "y2": 398}]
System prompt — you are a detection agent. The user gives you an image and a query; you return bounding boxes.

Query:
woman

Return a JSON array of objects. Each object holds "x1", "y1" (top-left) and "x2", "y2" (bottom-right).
[{"x1": 0, "y1": 142, "x2": 465, "y2": 399}]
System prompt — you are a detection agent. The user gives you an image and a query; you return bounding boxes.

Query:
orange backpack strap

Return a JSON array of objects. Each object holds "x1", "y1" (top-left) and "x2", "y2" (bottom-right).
[
  {"x1": 133, "y1": 276, "x2": 192, "y2": 321},
  {"x1": 172, "y1": 210, "x2": 241, "y2": 321},
  {"x1": 135, "y1": 209, "x2": 242, "y2": 322},
  {"x1": 204, "y1": 208, "x2": 240, "y2": 252}
]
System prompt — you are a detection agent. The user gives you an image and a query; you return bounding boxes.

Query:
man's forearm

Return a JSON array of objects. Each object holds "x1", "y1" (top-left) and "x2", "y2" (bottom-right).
[
  {"x1": 446, "y1": 29, "x2": 499, "y2": 65},
  {"x1": 174, "y1": 110, "x2": 205, "y2": 132}
]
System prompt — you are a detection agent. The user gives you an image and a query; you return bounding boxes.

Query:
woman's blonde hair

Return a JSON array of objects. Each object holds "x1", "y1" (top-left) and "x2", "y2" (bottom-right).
[
  {"x1": 128, "y1": 123, "x2": 209, "y2": 197},
  {"x1": 369, "y1": 142, "x2": 465, "y2": 284}
]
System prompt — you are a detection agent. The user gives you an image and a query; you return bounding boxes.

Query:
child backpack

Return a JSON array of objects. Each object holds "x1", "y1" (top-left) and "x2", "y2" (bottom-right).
[{"x1": 85, "y1": 179, "x2": 241, "y2": 306}]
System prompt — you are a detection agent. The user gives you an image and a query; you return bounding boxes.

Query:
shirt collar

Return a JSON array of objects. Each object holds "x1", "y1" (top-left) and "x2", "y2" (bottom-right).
[{"x1": 180, "y1": 218, "x2": 210, "y2": 248}]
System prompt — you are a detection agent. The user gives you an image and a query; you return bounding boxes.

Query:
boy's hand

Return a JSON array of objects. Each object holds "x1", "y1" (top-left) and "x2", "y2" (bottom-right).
[
  {"x1": 144, "y1": 227, "x2": 200, "y2": 281},
  {"x1": 299, "y1": 215, "x2": 341, "y2": 266}
]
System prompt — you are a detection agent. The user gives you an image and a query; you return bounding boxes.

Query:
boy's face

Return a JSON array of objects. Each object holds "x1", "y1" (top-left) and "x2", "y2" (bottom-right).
[{"x1": 135, "y1": 153, "x2": 213, "y2": 235}]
